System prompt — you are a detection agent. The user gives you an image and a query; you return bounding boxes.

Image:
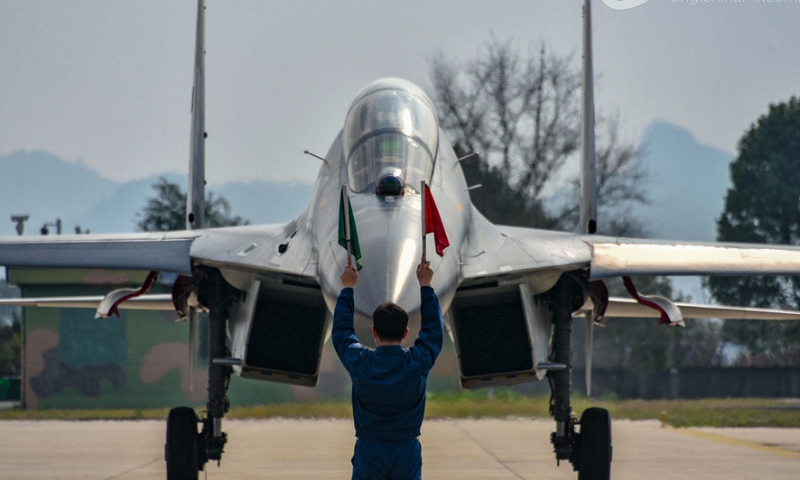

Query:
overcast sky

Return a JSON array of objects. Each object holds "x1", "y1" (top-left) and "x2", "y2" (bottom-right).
[{"x1": 1, "y1": 0, "x2": 798, "y2": 186}]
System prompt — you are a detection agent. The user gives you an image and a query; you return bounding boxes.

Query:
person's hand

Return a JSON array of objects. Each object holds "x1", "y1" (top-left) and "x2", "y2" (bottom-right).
[
  {"x1": 341, "y1": 256, "x2": 359, "y2": 288},
  {"x1": 416, "y1": 255, "x2": 433, "y2": 287}
]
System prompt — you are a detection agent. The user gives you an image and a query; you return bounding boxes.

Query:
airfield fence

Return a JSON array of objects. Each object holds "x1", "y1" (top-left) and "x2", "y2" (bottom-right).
[{"x1": 559, "y1": 367, "x2": 800, "y2": 399}]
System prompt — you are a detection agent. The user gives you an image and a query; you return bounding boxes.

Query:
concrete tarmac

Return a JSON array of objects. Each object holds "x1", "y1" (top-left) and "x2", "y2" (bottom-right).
[{"x1": 1, "y1": 418, "x2": 799, "y2": 479}]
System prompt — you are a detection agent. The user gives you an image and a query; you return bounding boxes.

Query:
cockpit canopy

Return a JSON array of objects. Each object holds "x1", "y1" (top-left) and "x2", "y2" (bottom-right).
[{"x1": 343, "y1": 78, "x2": 439, "y2": 195}]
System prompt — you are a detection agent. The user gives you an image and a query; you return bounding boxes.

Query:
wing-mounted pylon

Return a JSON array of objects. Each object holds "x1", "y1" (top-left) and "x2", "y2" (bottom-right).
[
  {"x1": 95, "y1": 271, "x2": 160, "y2": 318},
  {"x1": 0, "y1": 293, "x2": 176, "y2": 312},
  {"x1": 622, "y1": 276, "x2": 684, "y2": 327},
  {"x1": 171, "y1": 272, "x2": 203, "y2": 319},
  {"x1": 576, "y1": 295, "x2": 800, "y2": 322}
]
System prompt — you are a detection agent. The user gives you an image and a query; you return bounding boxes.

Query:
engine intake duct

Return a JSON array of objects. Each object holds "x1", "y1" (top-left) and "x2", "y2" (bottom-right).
[
  {"x1": 450, "y1": 282, "x2": 544, "y2": 389},
  {"x1": 240, "y1": 281, "x2": 328, "y2": 387}
]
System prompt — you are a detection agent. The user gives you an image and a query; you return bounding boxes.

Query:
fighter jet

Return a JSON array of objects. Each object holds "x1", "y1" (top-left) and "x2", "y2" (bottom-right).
[{"x1": 3, "y1": 2, "x2": 800, "y2": 479}]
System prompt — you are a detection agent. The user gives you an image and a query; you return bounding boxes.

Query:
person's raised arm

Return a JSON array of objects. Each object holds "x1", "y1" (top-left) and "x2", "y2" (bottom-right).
[
  {"x1": 332, "y1": 256, "x2": 364, "y2": 373},
  {"x1": 416, "y1": 255, "x2": 433, "y2": 287},
  {"x1": 341, "y1": 255, "x2": 359, "y2": 288},
  {"x1": 414, "y1": 256, "x2": 442, "y2": 371}
]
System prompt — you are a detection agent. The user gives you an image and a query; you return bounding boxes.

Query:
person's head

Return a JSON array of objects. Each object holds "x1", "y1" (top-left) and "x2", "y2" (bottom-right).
[{"x1": 372, "y1": 302, "x2": 409, "y2": 343}]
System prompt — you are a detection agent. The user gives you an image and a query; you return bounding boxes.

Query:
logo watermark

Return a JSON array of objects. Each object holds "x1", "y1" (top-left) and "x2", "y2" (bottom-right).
[
  {"x1": 672, "y1": 0, "x2": 800, "y2": 4},
  {"x1": 602, "y1": 0, "x2": 652, "y2": 10}
]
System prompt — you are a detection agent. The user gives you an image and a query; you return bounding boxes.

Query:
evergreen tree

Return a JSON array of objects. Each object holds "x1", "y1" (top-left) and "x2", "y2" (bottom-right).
[
  {"x1": 707, "y1": 98, "x2": 800, "y2": 365},
  {"x1": 136, "y1": 177, "x2": 249, "y2": 232}
]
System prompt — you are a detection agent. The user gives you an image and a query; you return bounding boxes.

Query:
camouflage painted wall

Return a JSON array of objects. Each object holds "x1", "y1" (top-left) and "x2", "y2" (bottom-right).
[{"x1": 13, "y1": 268, "x2": 460, "y2": 409}]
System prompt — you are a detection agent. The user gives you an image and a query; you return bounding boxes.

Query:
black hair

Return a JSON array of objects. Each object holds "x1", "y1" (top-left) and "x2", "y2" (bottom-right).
[{"x1": 372, "y1": 302, "x2": 409, "y2": 342}]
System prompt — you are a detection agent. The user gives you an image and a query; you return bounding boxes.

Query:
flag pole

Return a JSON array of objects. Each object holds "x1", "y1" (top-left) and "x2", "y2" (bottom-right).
[
  {"x1": 342, "y1": 185, "x2": 352, "y2": 259},
  {"x1": 421, "y1": 180, "x2": 427, "y2": 261}
]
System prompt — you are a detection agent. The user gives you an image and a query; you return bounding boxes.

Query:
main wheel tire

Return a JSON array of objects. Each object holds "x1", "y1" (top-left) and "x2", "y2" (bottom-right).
[
  {"x1": 166, "y1": 406, "x2": 200, "y2": 480},
  {"x1": 578, "y1": 407, "x2": 612, "y2": 480}
]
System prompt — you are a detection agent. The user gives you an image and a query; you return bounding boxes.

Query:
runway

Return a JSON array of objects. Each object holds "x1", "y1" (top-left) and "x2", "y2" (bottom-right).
[{"x1": 1, "y1": 418, "x2": 798, "y2": 479}]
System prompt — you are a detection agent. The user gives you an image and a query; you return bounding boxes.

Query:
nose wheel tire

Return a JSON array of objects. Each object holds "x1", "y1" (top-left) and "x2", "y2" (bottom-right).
[
  {"x1": 166, "y1": 407, "x2": 200, "y2": 480},
  {"x1": 577, "y1": 407, "x2": 612, "y2": 480}
]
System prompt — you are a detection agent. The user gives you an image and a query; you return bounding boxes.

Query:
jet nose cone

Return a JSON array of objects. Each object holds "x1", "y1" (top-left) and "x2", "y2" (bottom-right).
[{"x1": 352, "y1": 202, "x2": 423, "y2": 324}]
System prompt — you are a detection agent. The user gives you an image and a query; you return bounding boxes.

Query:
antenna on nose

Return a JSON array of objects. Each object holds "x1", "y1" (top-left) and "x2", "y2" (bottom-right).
[{"x1": 304, "y1": 150, "x2": 331, "y2": 165}]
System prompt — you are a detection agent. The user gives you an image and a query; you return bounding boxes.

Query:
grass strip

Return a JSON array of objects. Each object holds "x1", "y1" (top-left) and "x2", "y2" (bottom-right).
[{"x1": 1, "y1": 391, "x2": 798, "y2": 427}]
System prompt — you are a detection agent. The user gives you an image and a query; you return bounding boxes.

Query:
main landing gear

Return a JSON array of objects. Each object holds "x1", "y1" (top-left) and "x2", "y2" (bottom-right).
[
  {"x1": 165, "y1": 268, "x2": 237, "y2": 480},
  {"x1": 546, "y1": 275, "x2": 612, "y2": 480}
]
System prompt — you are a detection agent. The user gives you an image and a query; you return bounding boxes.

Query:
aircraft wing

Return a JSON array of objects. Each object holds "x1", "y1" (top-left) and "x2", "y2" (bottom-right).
[
  {"x1": 188, "y1": 220, "x2": 317, "y2": 279},
  {"x1": 0, "y1": 294, "x2": 174, "y2": 311},
  {"x1": 0, "y1": 231, "x2": 198, "y2": 275},
  {"x1": 0, "y1": 218, "x2": 317, "y2": 285},
  {"x1": 461, "y1": 217, "x2": 800, "y2": 283},
  {"x1": 585, "y1": 236, "x2": 800, "y2": 279},
  {"x1": 584, "y1": 297, "x2": 800, "y2": 321},
  {"x1": 458, "y1": 212, "x2": 593, "y2": 289}
]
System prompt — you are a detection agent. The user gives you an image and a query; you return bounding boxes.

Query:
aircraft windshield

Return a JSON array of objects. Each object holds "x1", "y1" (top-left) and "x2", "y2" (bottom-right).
[{"x1": 344, "y1": 79, "x2": 439, "y2": 194}]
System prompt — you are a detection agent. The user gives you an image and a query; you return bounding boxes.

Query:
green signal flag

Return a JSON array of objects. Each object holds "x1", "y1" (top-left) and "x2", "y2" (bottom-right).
[{"x1": 338, "y1": 186, "x2": 362, "y2": 270}]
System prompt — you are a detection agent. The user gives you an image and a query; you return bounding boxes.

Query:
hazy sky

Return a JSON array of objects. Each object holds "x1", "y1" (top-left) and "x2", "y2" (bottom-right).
[{"x1": 1, "y1": 0, "x2": 798, "y2": 186}]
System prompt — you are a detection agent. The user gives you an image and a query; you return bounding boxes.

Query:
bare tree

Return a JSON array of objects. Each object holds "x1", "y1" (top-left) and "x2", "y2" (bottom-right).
[
  {"x1": 556, "y1": 115, "x2": 648, "y2": 236},
  {"x1": 430, "y1": 38, "x2": 646, "y2": 235},
  {"x1": 429, "y1": 39, "x2": 726, "y2": 378}
]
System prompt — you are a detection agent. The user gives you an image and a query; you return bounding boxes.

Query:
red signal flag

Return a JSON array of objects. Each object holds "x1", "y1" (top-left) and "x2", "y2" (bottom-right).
[{"x1": 423, "y1": 184, "x2": 450, "y2": 257}]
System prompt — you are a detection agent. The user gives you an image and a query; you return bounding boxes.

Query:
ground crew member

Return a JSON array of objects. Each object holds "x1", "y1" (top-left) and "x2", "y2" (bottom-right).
[{"x1": 332, "y1": 256, "x2": 443, "y2": 480}]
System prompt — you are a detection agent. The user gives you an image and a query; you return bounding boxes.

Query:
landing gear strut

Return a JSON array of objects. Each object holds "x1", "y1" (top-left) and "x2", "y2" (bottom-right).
[
  {"x1": 199, "y1": 268, "x2": 234, "y2": 466},
  {"x1": 165, "y1": 268, "x2": 237, "y2": 480},
  {"x1": 546, "y1": 275, "x2": 611, "y2": 480}
]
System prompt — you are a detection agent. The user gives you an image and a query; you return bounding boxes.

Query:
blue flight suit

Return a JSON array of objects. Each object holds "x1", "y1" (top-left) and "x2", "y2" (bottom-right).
[{"x1": 332, "y1": 286, "x2": 443, "y2": 480}]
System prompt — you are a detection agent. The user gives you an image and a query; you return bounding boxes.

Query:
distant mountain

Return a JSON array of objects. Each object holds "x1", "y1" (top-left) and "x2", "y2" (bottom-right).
[
  {"x1": 0, "y1": 151, "x2": 313, "y2": 236},
  {"x1": 212, "y1": 181, "x2": 313, "y2": 227},
  {"x1": 631, "y1": 121, "x2": 735, "y2": 301},
  {"x1": 635, "y1": 121, "x2": 733, "y2": 242},
  {"x1": 80, "y1": 173, "x2": 186, "y2": 234},
  {"x1": 1, "y1": 123, "x2": 732, "y2": 242},
  {"x1": 0, "y1": 151, "x2": 116, "y2": 235}
]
